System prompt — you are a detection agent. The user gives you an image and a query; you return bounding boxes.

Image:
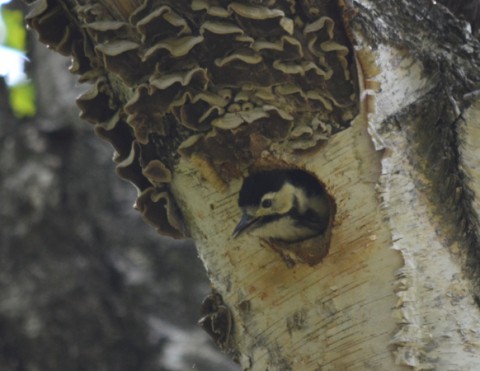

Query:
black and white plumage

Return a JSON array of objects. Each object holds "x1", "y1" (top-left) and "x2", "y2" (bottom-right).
[{"x1": 232, "y1": 169, "x2": 331, "y2": 243}]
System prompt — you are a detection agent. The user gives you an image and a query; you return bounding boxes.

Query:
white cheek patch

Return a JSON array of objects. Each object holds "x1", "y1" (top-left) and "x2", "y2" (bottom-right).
[
  {"x1": 256, "y1": 192, "x2": 276, "y2": 217},
  {"x1": 270, "y1": 185, "x2": 294, "y2": 214},
  {"x1": 256, "y1": 190, "x2": 291, "y2": 217}
]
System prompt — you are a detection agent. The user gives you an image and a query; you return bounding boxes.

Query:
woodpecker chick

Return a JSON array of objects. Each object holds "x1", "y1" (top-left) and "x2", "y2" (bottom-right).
[{"x1": 232, "y1": 169, "x2": 331, "y2": 243}]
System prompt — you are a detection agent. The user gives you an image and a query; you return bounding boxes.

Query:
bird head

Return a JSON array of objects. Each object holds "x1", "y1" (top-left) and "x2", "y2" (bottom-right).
[{"x1": 232, "y1": 169, "x2": 330, "y2": 243}]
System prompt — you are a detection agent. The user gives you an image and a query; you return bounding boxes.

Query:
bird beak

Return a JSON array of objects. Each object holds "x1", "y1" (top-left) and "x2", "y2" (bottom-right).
[{"x1": 232, "y1": 213, "x2": 258, "y2": 238}]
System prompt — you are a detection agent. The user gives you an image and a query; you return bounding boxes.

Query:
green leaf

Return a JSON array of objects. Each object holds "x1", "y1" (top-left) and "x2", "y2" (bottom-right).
[
  {"x1": 10, "y1": 82, "x2": 36, "y2": 117},
  {"x1": 2, "y1": 8, "x2": 26, "y2": 51}
]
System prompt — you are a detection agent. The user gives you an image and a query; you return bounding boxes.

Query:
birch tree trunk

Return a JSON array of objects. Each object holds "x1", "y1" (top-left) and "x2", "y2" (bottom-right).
[{"x1": 24, "y1": 0, "x2": 480, "y2": 369}]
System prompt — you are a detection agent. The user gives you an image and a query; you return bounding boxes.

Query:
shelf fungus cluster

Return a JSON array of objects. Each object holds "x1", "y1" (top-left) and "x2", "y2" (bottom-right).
[{"x1": 26, "y1": 0, "x2": 358, "y2": 238}]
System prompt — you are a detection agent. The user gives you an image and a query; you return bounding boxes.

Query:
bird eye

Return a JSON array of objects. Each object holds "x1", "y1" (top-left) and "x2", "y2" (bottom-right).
[{"x1": 261, "y1": 199, "x2": 272, "y2": 208}]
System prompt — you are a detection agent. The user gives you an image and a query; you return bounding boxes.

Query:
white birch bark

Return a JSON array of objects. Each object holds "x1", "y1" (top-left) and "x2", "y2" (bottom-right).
[{"x1": 172, "y1": 1, "x2": 480, "y2": 369}]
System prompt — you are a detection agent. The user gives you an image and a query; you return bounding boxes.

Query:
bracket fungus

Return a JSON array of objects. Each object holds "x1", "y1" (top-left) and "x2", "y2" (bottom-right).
[{"x1": 26, "y1": 0, "x2": 358, "y2": 240}]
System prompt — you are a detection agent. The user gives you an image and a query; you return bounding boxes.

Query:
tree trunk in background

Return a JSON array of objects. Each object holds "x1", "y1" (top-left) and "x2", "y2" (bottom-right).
[
  {"x1": 0, "y1": 4, "x2": 238, "y2": 370},
  {"x1": 21, "y1": 0, "x2": 480, "y2": 370}
]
